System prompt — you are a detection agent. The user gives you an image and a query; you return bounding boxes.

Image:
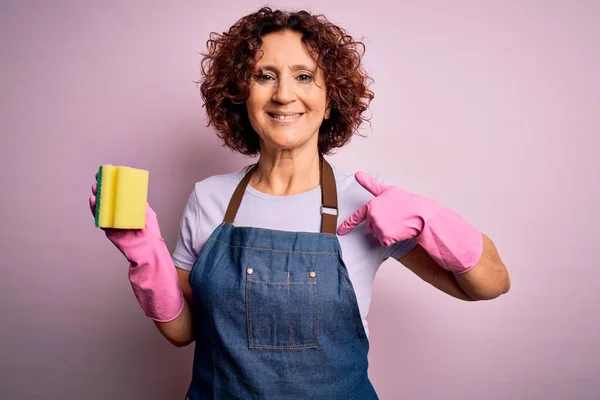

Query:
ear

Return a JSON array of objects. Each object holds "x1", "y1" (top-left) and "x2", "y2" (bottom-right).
[{"x1": 324, "y1": 106, "x2": 331, "y2": 120}]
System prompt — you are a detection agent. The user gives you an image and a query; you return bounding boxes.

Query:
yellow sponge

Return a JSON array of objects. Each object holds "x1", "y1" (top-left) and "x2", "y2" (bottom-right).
[{"x1": 94, "y1": 165, "x2": 149, "y2": 229}]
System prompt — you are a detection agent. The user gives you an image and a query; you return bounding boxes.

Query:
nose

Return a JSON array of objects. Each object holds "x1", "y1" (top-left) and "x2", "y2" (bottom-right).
[{"x1": 272, "y1": 75, "x2": 296, "y2": 104}]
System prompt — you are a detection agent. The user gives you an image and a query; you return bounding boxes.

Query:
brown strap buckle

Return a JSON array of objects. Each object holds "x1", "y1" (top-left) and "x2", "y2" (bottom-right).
[{"x1": 320, "y1": 205, "x2": 338, "y2": 216}]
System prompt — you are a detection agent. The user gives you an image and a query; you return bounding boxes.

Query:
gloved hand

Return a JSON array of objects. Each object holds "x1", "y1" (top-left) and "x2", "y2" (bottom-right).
[
  {"x1": 338, "y1": 172, "x2": 483, "y2": 274},
  {"x1": 89, "y1": 172, "x2": 184, "y2": 322}
]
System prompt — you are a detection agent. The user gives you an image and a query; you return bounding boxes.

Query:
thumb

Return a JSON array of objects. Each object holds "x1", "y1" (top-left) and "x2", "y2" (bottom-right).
[
  {"x1": 337, "y1": 203, "x2": 368, "y2": 235},
  {"x1": 355, "y1": 171, "x2": 391, "y2": 196}
]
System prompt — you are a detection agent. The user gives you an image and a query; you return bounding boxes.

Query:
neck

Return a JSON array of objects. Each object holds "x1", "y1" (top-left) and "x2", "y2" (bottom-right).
[{"x1": 250, "y1": 148, "x2": 321, "y2": 196}]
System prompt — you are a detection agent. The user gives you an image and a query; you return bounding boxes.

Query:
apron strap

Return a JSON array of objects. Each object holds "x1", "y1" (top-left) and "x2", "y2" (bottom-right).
[
  {"x1": 319, "y1": 158, "x2": 338, "y2": 235},
  {"x1": 222, "y1": 163, "x2": 257, "y2": 225},
  {"x1": 223, "y1": 157, "x2": 339, "y2": 235}
]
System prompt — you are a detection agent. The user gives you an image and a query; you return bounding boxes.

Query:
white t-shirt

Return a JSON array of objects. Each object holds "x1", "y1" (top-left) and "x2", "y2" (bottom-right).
[{"x1": 172, "y1": 163, "x2": 416, "y2": 336}]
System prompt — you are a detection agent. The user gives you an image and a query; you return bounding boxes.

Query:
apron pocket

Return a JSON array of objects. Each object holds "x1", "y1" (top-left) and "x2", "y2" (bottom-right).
[{"x1": 245, "y1": 268, "x2": 318, "y2": 350}]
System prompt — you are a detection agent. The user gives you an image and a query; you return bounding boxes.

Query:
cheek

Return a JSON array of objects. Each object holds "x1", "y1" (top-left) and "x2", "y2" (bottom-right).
[
  {"x1": 246, "y1": 86, "x2": 268, "y2": 117},
  {"x1": 246, "y1": 104, "x2": 264, "y2": 128},
  {"x1": 307, "y1": 92, "x2": 328, "y2": 115},
  {"x1": 246, "y1": 94, "x2": 259, "y2": 113}
]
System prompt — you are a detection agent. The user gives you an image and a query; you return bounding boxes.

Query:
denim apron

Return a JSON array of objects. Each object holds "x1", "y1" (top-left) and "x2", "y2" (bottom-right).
[{"x1": 185, "y1": 158, "x2": 378, "y2": 399}]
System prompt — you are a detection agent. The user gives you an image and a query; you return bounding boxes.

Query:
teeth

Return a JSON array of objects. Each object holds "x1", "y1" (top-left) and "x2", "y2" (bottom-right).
[{"x1": 271, "y1": 113, "x2": 302, "y2": 120}]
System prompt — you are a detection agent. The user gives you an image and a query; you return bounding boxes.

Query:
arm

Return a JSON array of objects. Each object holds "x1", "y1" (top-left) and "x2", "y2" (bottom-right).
[
  {"x1": 397, "y1": 244, "x2": 473, "y2": 301},
  {"x1": 153, "y1": 267, "x2": 195, "y2": 347},
  {"x1": 337, "y1": 172, "x2": 511, "y2": 301},
  {"x1": 90, "y1": 175, "x2": 198, "y2": 346},
  {"x1": 398, "y1": 233, "x2": 510, "y2": 301},
  {"x1": 451, "y1": 233, "x2": 510, "y2": 300}
]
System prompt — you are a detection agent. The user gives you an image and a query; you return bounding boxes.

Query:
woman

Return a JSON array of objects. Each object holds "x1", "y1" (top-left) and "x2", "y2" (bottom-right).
[{"x1": 89, "y1": 7, "x2": 510, "y2": 399}]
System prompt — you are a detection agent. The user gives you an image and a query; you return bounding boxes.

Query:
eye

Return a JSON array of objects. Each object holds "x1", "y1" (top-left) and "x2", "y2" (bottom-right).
[
  {"x1": 256, "y1": 74, "x2": 275, "y2": 82},
  {"x1": 296, "y1": 74, "x2": 314, "y2": 83}
]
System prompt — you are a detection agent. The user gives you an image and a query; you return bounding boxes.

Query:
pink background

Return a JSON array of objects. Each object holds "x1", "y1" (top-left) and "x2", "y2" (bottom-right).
[{"x1": 1, "y1": 1, "x2": 598, "y2": 398}]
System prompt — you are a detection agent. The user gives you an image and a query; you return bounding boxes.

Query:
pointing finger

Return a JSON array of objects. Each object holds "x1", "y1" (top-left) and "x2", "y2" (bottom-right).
[
  {"x1": 355, "y1": 171, "x2": 391, "y2": 197},
  {"x1": 337, "y1": 203, "x2": 368, "y2": 235}
]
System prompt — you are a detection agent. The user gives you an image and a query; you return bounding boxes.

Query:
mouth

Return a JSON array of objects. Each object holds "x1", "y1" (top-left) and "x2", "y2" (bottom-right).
[{"x1": 267, "y1": 112, "x2": 305, "y2": 121}]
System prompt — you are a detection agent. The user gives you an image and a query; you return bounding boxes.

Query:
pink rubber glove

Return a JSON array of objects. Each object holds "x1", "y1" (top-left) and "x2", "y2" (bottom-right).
[
  {"x1": 89, "y1": 178, "x2": 184, "y2": 322},
  {"x1": 338, "y1": 172, "x2": 483, "y2": 274}
]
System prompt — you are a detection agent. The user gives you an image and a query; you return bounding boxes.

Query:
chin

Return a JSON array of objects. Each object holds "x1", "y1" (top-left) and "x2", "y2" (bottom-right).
[
  {"x1": 263, "y1": 133, "x2": 309, "y2": 151},
  {"x1": 268, "y1": 140, "x2": 304, "y2": 151}
]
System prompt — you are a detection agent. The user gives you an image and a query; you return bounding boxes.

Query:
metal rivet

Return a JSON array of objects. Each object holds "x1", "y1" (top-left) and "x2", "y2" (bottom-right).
[
  {"x1": 309, "y1": 271, "x2": 316, "y2": 278},
  {"x1": 246, "y1": 268, "x2": 253, "y2": 275}
]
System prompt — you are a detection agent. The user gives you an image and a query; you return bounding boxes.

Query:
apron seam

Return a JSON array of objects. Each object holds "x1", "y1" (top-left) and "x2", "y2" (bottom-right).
[{"x1": 205, "y1": 237, "x2": 339, "y2": 254}]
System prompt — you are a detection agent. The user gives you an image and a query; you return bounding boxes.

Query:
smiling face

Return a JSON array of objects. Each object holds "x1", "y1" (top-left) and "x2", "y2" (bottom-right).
[{"x1": 246, "y1": 30, "x2": 330, "y2": 155}]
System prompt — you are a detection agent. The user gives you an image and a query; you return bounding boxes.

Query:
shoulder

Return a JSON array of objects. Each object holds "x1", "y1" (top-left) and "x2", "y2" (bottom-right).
[
  {"x1": 189, "y1": 164, "x2": 251, "y2": 205},
  {"x1": 330, "y1": 163, "x2": 383, "y2": 206},
  {"x1": 178, "y1": 164, "x2": 253, "y2": 227}
]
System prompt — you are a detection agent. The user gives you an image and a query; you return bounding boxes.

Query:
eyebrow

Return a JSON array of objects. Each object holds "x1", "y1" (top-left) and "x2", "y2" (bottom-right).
[{"x1": 257, "y1": 64, "x2": 317, "y2": 73}]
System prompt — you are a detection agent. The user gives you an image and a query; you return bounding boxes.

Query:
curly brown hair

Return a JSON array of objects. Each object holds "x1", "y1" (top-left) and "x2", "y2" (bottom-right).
[{"x1": 199, "y1": 7, "x2": 374, "y2": 156}]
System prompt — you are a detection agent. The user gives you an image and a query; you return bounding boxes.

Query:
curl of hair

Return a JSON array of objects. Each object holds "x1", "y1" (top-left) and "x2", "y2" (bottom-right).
[{"x1": 199, "y1": 7, "x2": 374, "y2": 155}]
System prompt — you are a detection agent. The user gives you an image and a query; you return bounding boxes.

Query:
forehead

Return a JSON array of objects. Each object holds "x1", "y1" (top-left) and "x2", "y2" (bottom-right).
[{"x1": 255, "y1": 30, "x2": 317, "y2": 67}]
